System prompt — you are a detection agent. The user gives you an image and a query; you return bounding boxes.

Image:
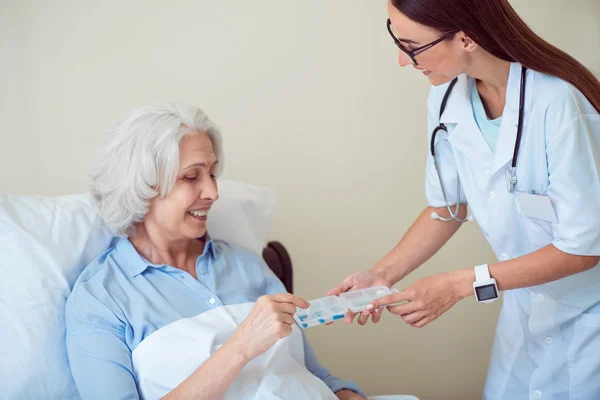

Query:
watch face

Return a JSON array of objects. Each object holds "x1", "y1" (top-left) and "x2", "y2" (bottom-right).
[{"x1": 475, "y1": 284, "x2": 498, "y2": 301}]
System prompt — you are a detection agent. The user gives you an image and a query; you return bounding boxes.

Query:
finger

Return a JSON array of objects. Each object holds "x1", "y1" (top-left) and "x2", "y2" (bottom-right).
[
  {"x1": 410, "y1": 316, "x2": 430, "y2": 329},
  {"x1": 367, "y1": 291, "x2": 411, "y2": 310},
  {"x1": 326, "y1": 277, "x2": 353, "y2": 296},
  {"x1": 357, "y1": 309, "x2": 370, "y2": 325},
  {"x1": 401, "y1": 311, "x2": 426, "y2": 324},
  {"x1": 344, "y1": 310, "x2": 358, "y2": 325},
  {"x1": 278, "y1": 313, "x2": 295, "y2": 326},
  {"x1": 387, "y1": 301, "x2": 421, "y2": 316},
  {"x1": 371, "y1": 307, "x2": 383, "y2": 323},
  {"x1": 278, "y1": 302, "x2": 298, "y2": 316},
  {"x1": 278, "y1": 324, "x2": 293, "y2": 338},
  {"x1": 271, "y1": 293, "x2": 310, "y2": 309}
]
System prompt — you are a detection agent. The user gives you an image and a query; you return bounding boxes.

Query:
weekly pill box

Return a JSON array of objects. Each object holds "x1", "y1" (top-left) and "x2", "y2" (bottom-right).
[{"x1": 295, "y1": 286, "x2": 397, "y2": 329}]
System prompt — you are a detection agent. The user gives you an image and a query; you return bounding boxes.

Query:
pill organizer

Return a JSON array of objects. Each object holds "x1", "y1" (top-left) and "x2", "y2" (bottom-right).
[{"x1": 294, "y1": 286, "x2": 398, "y2": 329}]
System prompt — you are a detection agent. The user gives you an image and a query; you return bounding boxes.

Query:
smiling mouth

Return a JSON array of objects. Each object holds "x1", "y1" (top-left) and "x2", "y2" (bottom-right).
[
  {"x1": 187, "y1": 209, "x2": 209, "y2": 220},
  {"x1": 414, "y1": 66, "x2": 432, "y2": 76}
]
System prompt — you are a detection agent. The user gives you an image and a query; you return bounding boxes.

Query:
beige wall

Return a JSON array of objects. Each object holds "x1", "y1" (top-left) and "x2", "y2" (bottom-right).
[{"x1": 1, "y1": 1, "x2": 598, "y2": 398}]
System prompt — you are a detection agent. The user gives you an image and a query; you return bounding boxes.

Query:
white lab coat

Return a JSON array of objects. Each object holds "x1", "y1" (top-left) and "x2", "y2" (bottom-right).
[{"x1": 426, "y1": 62, "x2": 600, "y2": 400}]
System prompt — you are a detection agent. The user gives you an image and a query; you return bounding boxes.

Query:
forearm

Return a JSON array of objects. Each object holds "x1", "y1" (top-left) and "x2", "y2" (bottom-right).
[
  {"x1": 162, "y1": 340, "x2": 248, "y2": 400},
  {"x1": 453, "y1": 244, "x2": 600, "y2": 299},
  {"x1": 373, "y1": 205, "x2": 466, "y2": 284}
]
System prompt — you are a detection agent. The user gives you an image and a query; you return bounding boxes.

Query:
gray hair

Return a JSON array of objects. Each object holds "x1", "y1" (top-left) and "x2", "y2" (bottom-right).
[{"x1": 89, "y1": 102, "x2": 224, "y2": 236}]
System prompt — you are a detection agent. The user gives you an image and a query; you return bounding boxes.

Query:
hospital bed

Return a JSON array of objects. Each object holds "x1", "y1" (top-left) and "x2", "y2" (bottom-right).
[{"x1": 0, "y1": 181, "x2": 417, "y2": 400}]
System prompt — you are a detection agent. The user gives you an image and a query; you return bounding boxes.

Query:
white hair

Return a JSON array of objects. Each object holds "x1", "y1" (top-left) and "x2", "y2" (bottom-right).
[{"x1": 89, "y1": 102, "x2": 224, "y2": 236}]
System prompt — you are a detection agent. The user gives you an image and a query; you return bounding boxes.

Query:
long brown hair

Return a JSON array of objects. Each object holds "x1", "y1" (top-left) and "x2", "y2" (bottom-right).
[{"x1": 391, "y1": 0, "x2": 600, "y2": 113}]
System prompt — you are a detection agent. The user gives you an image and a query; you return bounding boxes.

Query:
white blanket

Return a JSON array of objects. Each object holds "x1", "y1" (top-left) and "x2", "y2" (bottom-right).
[{"x1": 132, "y1": 302, "x2": 337, "y2": 400}]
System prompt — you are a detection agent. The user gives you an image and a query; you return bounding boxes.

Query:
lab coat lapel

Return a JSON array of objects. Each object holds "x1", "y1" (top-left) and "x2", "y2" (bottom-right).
[
  {"x1": 439, "y1": 74, "x2": 492, "y2": 168},
  {"x1": 489, "y1": 63, "x2": 528, "y2": 180}
]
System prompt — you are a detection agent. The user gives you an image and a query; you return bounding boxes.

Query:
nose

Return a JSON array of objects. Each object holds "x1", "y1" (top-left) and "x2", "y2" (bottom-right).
[
  {"x1": 201, "y1": 176, "x2": 219, "y2": 202},
  {"x1": 398, "y1": 51, "x2": 412, "y2": 67}
]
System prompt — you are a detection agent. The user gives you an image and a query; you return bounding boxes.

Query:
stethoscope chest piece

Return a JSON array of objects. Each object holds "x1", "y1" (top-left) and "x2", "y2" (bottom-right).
[{"x1": 505, "y1": 167, "x2": 517, "y2": 193}]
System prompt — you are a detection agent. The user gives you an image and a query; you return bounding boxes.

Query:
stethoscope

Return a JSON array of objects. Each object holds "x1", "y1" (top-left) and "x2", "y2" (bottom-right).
[{"x1": 430, "y1": 66, "x2": 527, "y2": 223}]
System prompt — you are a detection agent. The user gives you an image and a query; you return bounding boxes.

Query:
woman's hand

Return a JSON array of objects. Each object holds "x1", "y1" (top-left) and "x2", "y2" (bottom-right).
[
  {"x1": 327, "y1": 269, "x2": 392, "y2": 325},
  {"x1": 335, "y1": 389, "x2": 368, "y2": 400},
  {"x1": 365, "y1": 270, "x2": 471, "y2": 328},
  {"x1": 228, "y1": 293, "x2": 309, "y2": 362}
]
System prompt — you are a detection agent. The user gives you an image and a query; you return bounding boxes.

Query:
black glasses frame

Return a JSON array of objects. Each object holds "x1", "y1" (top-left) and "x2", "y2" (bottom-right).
[{"x1": 386, "y1": 19, "x2": 458, "y2": 66}]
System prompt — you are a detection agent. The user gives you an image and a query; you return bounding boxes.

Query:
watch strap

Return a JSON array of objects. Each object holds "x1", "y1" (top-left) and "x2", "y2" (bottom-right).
[{"x1": 474, "y1": 264, "x2": 491, "y2": 283}]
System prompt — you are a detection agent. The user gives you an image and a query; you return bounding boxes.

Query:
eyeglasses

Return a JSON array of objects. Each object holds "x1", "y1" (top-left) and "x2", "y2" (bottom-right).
[{"x1": 386, "y1": 19, "x2": 458, "y2": 66}]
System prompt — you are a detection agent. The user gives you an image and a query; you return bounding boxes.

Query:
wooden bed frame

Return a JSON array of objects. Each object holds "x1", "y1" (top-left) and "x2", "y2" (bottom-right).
[{"x1": 262, "y1": 241, "x2": 293, "y2": 293}]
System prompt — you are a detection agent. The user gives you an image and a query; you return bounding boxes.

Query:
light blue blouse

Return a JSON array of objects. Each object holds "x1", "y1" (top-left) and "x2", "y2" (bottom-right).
[{"x1": 65, "y1": 236, "x2": 363, "y2": 399}]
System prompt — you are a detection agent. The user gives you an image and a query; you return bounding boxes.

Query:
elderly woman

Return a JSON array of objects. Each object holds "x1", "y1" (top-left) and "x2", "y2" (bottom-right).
[{"x1": 65, "y1": 103, "x2": 365, "y2": 400}]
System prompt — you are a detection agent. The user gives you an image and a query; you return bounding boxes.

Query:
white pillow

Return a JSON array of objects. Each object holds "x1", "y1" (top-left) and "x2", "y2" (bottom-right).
[
  {"x1": 208, "y1": 180, "x2": 276, "y2": 255},
  {"x1": 0, "y1": 180, "x2": 275, "y2": 399}
]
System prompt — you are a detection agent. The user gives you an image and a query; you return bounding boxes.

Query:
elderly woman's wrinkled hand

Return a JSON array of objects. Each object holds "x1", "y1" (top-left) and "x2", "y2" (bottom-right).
[{"x1": 229, "y1": 294, "x2": 309, "y2": 362}]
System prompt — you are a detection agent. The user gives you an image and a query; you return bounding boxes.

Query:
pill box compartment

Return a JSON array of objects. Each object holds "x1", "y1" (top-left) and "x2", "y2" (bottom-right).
[{"x1": 294, "y1": 286, "x2": 394, "y2": 329}]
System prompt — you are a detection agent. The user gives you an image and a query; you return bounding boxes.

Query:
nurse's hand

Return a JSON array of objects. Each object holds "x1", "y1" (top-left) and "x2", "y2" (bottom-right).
[
  {"x1": 366, "y1": 270, "x2": 470, "y2": 328},
  {"x1": 326, "y1": 269, "x2": 392, "y2": 325},
  {"x1": 229, "y1": 294, "x2": 309, "y2": 362}
]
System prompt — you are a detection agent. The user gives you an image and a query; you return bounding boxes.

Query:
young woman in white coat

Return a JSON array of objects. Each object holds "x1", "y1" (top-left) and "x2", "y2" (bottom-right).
[{"x1": 329, "y1": 1, "x2": 600, "y2": 399}]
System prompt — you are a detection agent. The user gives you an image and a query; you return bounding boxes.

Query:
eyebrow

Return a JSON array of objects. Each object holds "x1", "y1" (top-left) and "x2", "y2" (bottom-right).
[
  {"x1": 183, "y1": 160, "x2": 219, "y2": 171},
  {"x1": 398, "y1": 37, "x2": 420, "y2": 46}
]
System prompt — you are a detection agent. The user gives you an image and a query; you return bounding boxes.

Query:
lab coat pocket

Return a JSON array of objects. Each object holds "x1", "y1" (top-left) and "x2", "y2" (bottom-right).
[
  {"x1": 514, "y1": 192, "x2": 558, "y2": 223},
  {"x1": 567, "y1": 313, "x2": 600, "y2": 399},
  {"x1": 519, "y1": 215, "x2": 553, "y2": 252}
]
